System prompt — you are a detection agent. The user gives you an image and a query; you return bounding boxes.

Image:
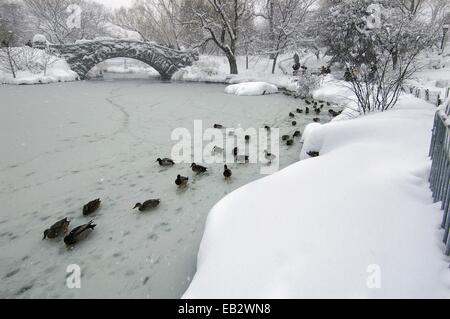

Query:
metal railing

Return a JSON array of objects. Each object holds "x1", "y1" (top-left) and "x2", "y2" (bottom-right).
[{"x1": 429, "y1": 93, "x2": 450, "y2": 255}]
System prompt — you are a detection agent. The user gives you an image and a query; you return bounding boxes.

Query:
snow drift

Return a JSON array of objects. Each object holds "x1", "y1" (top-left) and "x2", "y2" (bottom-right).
[
  {"x1": 225, "y1": 82, "x2": 278, "y2": 96},
  {"x1": 184, "y1": 95, "x2": 450, "y2": 299}
]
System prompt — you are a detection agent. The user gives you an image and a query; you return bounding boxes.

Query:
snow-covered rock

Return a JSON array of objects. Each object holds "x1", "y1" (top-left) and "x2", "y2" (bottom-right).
[
  {"x1": 184, "y1": 95, "x2": 450, "y2": 298},
  {"x1": 225, "y1": 82, "x2": 278, "y2": 96}
]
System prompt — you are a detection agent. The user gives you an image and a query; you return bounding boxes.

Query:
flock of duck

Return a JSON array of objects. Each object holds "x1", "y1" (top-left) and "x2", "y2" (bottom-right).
[{"x1": 42, "y1": 97, "x2": 341, "y2": 248}]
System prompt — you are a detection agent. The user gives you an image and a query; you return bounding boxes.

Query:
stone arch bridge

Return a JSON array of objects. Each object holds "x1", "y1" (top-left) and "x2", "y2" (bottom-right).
[{"x1": 49, "y1": 40, "x2": 198, "y2": 80}]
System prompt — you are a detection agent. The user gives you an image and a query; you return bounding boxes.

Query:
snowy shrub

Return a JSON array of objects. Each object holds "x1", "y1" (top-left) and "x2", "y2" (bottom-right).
[
  {"x1": 0, "y1": 46, "x2": 59, "y2": 78},
  {"x1": 295, "y1": 72, "x2": 321, "y2": 98},
  {"x1": 315, "y1": 0, "x2": 439, "y2": 113}
]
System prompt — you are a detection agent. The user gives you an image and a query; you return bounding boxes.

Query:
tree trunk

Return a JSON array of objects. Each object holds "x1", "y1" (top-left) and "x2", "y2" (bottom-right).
[
  {"x1": 271, "y1": 53, "x2": 278, "y2": 74},
  {"x1": 228, "y1": 54, "x2": 238, "y2": 74},
  {"x1": 6, "y1": 47, "x2": 16, "y2": 78}
]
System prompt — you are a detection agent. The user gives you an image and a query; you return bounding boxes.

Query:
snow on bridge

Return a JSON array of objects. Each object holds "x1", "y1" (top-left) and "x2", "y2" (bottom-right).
[{"x1": 49, "y1": 40, "x2": 199, "y2": 80}]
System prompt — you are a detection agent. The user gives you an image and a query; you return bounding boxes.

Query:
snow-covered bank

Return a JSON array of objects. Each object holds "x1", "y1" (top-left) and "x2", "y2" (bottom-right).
[
  {"x1": 0, "y1": 48, "x2": 78, "y2": 85},
  {"x1": 172, "y1": 54, "x2": 325, "y2": 92},
  {"x1": 225, "y1": 82, "x2": 278, "y2": 96},
  {"x1": 184, "y1": 95, "x2": 450, "y2": 299}
]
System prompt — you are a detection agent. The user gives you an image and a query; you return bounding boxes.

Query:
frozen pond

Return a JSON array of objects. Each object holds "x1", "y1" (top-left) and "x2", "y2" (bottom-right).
[{"x1": 0, "y1": 80, "x2": 333, "y2": 298}]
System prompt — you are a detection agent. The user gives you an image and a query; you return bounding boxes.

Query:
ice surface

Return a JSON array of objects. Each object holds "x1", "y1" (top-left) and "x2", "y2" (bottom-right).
[{"x1": 0, "y1": 80, "x2": 334, "y2": 298}]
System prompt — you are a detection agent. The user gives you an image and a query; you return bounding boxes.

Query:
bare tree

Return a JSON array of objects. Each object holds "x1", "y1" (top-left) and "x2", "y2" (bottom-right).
[
  {"x1": 0, "y1": 31, "x2": 18, "y2": 78},
  {"x1": 191, "y1": 0, "x2": 253, "y2": 74},
  {"x1": 24, "y1": 0, "x2": 109, "y2": 44},
  {"x1": 255, "y1": 0, "x2": 317, "y2": 74}
]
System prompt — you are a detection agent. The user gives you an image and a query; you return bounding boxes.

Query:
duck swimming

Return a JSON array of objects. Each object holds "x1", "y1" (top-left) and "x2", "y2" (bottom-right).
[
  {"x1": 307, "y1": 151, "x2": 320, "y2": 157},
  {"x1": 191, "y1": 163, "x2": 208, "y2": 174},
  {"x1": 223, "y1": 165, "x2": 232, "y2": 179},
  {"x1": 264, "y1": 150, "x2": 277, "y2": 163},
  {"x1": 157, "y1": 158, "x2": 175, "y2": 167},
  {"x1": 292, "y1": 121, "x2": 297, "y2": 126},
  {"x1": 286, "y1": 139, "x2": 294, "y2": 146},
  {"x1": 133, "y1": 199, "x2": 161, "y2": 212},
  {"x1": 293, "y1": 131, "x2": 301, "y2": 138},
  {"x1": 313, "y1": 118, "x2": 321, "y2": 123},
  {"x1": 83, "y1": 199, "x2": 101, "y2": 216},
  {"x1": 289, "y1": 112, "x2": 295, "y2": 118},
  {"x1": 296, "y1": 108, "x2": 303, "y2": 114},
  {"x1": 175, "y1": 175, "x2": 189, "y2": 187},
  {"x1": 64, "y1": 221, "x2": 96, "y2": 246},
  {"x1": 214, "y1": 124, "x2": 225, "y2": 129},
  {"x1": 282, "y1": 135, "x2": 290, "y2": 141},
  {"x1": 43, "y1": 218, "x2": 70, "y2": 240}
]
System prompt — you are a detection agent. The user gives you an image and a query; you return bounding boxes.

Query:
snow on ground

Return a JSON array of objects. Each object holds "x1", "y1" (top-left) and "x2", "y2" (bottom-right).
[
  {"x1": 0, "y1": 80, "x2": 337, "y2": 298},
  {"x1": 172, "y1": 53, "x2": 328, "y2": 92},
  {"x1": 184, "y1": 95, "x2": 450, "y2": 299},
  {"x1": 224, "y1": 82, "x2": 278, "y2": 96},
  {"x1": 0, "y1": 48, "x2": 78, "y2": 85}
]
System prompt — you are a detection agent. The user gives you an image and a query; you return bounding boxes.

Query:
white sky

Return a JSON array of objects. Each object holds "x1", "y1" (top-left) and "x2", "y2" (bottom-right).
[{"x1": 92, "y1": 0, "x2": 134, "y2": 8}]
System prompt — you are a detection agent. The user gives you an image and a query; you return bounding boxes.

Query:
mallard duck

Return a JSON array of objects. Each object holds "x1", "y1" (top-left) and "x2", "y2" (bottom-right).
[
  {"x1": 315, "y1": 108, "x2": 321, "y2": 115},
  {"x1": 175, "y1": 175, "x2": 189, "y2": 187},
  {"x1": 305, "y1": 100, "x2": 311, "y2": 105},
  {"x1": 305, "y1": 107, "x2": 310, "y2": 114},
  {"x1": 156, "y1": 158, "x2": 175, "y2": 166},
  {"x1": 83, "y1": 199, "x2": 101, "y2": 216},
  {"x1": 292, "y1": 121, "x2": 297, "y2": 126},
  {"x1": 329, "y1": 109, "x2": 338, "y2": 117},
  {"x1": 282, "y1": 135, "x2": 290, "y2": 141},
  {"x1": 286, "y1": 139, "x2": 294, "y2": 146},
  {"x1": 293, "y1": 131, "x2": 301, "y2": 138},
  {"x1": 64, "y1": 221, "x2": 96, "y2": 246},
  {"x1": 307, "y1": 151, "x2": 320, "y2": 158},
  {"x1": 327, "y1": 102, "x2": 331, "y2": 106},
  {"x1": 313, "y1": 118, "x2": 321, "y2": 123},
  {"x1": 43, "y1": 218, "x2": 70, "y2": 240},
  {"x1": 223, "y1": 165, "x2": 232, "y2": 179},
  {"x1": 214, "y1": 124, "x2": 225, "y2": 129},
  {"x1": 289, "y1": 112, "x2": 295, "y2": 118},
  {"x1": 191, "y1": 163, "x2": 207, "y2": 174},
  {"x1": 264, "y1": 150, "x2": 277, "y2": 162},
  {"x1": 296, "y1": 108, "x2": 303, "y2": 114},
  {"x1": 133, "y1": 199, "x2": 160, "y2": 212}
]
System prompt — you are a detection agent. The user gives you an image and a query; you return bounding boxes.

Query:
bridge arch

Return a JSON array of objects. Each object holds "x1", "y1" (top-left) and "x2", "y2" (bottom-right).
[{"x1": 50, "y1": 40, "x2": 198, "y2": 80}]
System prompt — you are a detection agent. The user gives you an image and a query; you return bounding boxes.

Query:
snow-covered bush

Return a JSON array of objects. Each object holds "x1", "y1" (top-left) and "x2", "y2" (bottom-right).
[
  {"x1": 315, "y1": 0, "x2": 439, "y2": 112},
  {"x1": 295, "y1": 72, "x2": 321, "y2": 98},
  {"x1": 0, "y1": 46, "x2": 59, "y2": 79}
]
